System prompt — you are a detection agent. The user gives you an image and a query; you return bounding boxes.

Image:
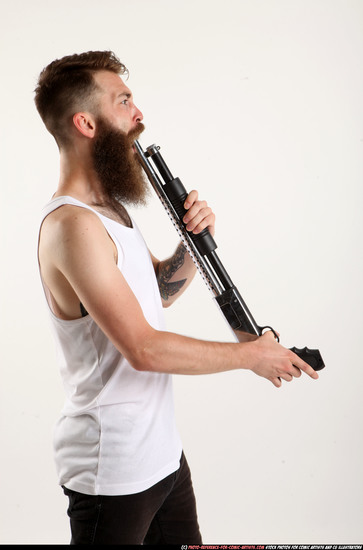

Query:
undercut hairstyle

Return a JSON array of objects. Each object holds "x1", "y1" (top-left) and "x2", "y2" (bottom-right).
[{"x1": 34, "y1": 50, "x2": 128, "y2": 148}]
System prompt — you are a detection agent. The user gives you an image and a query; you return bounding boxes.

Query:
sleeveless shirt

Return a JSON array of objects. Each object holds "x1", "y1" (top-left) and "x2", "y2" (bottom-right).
[{"x1": 39, "y1": 196, "x2": 182, "y2": 496}]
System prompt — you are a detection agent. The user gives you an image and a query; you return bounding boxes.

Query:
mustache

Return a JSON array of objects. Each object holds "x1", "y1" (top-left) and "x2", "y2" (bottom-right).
[{"x1": 127, "y1": 122, "x2": 145, "y2": 143}]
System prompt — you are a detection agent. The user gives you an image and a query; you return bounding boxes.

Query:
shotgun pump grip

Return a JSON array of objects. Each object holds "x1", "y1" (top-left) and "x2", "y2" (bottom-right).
[{"x1": 164, "y1": 177, "x2": 217, "y2": 256}]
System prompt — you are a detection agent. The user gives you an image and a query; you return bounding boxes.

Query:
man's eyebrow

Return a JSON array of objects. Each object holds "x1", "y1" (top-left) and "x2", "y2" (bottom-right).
[{"x1": 116, "y1": 91, "x2": 131, "y2": 99}]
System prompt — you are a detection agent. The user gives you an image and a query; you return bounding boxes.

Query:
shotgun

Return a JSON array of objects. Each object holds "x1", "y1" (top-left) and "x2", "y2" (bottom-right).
[{"x1": 134, "y1": 140, "x2": 324, "y2": 372}]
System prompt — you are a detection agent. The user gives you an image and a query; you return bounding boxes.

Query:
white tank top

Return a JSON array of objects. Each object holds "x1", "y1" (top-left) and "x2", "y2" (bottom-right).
[{"x1": 39, "y1": 196, "x2": 182, "y2": 496}]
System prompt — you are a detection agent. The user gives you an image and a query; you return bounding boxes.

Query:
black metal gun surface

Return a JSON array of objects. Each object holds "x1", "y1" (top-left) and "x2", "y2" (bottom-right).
[{"x1": 134, "y1": 140, "x2": 325, "y2": 372}]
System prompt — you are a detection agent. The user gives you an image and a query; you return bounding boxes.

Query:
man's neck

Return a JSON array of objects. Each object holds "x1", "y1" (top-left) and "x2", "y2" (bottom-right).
[{"x1": 56, "y1": 146, "x2": 105, "y2": 206}]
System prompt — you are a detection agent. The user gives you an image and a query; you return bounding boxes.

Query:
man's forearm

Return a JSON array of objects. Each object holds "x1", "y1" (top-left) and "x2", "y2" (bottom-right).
[
  {"x1": 133, "y1": 327, "x2": 245, "y2": 375},
  {"x1": 156, "y1": 241, "x2": 197, "y2": 306}
]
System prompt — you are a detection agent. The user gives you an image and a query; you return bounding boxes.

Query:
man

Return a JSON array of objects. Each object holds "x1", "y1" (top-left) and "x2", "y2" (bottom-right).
[{"x1": 35, "y1": 51, "x2": 318, "y2": 545}]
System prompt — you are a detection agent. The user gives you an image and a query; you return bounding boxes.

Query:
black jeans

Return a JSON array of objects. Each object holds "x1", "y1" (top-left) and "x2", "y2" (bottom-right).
[{"x1": 62, "y1": 452, "x2": 202, "y2": 545}]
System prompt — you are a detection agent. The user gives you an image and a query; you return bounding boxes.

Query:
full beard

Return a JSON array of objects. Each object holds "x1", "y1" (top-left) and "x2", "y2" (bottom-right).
[{"x1": 92, "y1": 117, "x2": 148, "y2": 207}]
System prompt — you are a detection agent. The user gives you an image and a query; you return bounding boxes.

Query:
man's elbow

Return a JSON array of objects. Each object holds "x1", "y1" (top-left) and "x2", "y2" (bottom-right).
[
  {"x1": 162, "y1": 299, "x2": 174, "y2": 309},
  {"x1": 126, "y1": 333, "x2": 161, "y2": 373}
]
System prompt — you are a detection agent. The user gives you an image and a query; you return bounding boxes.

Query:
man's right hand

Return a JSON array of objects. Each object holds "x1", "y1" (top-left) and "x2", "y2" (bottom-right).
[{"x1": 245, "y1": 330, "x2": 319, "y2": 387}]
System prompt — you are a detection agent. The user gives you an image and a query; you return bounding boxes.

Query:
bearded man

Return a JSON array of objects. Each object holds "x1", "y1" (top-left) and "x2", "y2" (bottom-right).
[{"x1": 35, "y1": 51, "x2": 318, "y2": 545}]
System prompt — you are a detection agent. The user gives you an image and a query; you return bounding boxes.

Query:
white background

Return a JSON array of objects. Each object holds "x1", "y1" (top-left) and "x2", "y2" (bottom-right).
[{"x1": 1, "y1": 0, "x2": 362, "y2": 544}]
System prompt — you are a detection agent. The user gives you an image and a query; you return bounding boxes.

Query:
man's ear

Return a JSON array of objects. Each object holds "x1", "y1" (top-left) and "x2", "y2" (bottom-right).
[{"x1": 72, "y1": 112, "x2": 96, "y2": 138}]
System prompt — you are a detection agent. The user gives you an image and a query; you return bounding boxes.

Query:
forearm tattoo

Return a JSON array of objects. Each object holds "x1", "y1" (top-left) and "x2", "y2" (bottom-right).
[{"x1": 156, "y1": 243, "x2": 187, "y2": 301}]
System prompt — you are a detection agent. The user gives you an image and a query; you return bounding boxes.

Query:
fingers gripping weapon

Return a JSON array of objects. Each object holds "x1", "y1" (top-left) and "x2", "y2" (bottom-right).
[{"x1": 134, "y1": 141, "x2": 325, "y2": 372}]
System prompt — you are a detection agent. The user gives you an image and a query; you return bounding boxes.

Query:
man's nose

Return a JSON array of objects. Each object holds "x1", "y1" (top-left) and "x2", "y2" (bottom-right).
[{"x1": 134, "y1": 105, "x2": 143, "y2": 123}]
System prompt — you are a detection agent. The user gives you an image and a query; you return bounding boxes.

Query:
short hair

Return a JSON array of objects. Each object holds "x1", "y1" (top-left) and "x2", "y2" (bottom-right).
[{"x1": 34, "y1": 50, "x2": 128, "y2": 148}]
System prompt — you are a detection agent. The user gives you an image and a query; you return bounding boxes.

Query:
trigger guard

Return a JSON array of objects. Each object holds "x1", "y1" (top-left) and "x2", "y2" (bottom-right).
[{"x1": 259, "y1": 325, "x2": 280, "y2": 343}]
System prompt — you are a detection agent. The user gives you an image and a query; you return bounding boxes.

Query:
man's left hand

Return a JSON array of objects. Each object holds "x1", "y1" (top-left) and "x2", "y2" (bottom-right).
[{"x1": 183, "y1": 190, "x2": 216, "y2": 237}]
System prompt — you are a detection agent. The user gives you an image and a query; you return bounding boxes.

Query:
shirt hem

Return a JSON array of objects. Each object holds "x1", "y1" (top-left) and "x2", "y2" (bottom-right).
[{"x1": 61, "y1": 450, "x2": 183, "y2": 496}]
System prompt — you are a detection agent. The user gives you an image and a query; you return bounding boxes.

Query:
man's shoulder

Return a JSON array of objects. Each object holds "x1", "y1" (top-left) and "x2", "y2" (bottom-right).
[
  {"x1": 41, "y1": 203, "x2": 109, "y2": 252},
  {"x1": 43, "y1": 203, "x2": 101, "y2": 232}
]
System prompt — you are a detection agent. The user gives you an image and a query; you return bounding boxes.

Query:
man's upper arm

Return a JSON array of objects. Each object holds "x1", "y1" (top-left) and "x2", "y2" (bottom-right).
[{"x1": 50, "y1": 208, "x2": 154, "y2": 367}]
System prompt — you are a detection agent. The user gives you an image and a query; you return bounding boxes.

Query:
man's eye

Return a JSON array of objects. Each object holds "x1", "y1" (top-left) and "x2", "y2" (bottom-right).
[{"x1": 121, "y1": 99, "x2": 128, "y2": 105}]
